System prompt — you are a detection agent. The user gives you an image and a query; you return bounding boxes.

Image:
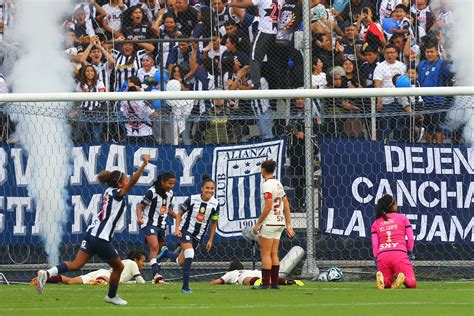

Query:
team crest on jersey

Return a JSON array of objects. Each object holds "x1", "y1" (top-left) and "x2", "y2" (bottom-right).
[{"x1": 212, "y1": 140, "x2": 284, "y2": 237}]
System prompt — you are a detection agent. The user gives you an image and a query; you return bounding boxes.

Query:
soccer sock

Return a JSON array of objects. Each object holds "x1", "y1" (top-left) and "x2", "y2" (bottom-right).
[
  {"x1": 108, "y1": 283, "x2": 118, "y2": 298},
  {"x1": 271, "y1": 265, "x2": 280, "y2": 287},
  {"x1": 167, "y1": 251, "x2": 179, "y2": 262},
  {"x1": 182, "y1": 258, "x2": 193, "y2": 290},
  {"x1": 47, "y1": 263, "x2": 67, "y2": 277},
  {"x1": 47, "y1": 275, "x2": 62, "y2": 284},
  {"x1": 150, "y1": 259, "x2": 160, "y2": 276},
  {"x1": 262, "y1": 268, "x2": 271, "y2": 286}
]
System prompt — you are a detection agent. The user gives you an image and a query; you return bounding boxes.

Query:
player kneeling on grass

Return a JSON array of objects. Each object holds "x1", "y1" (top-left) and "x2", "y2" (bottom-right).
[
  {"x1": 32, "y1": 251, "x2": 147, "y2": 285},
  {"x1": 209, "y1": 259, "x2": 304, "y2": 286},
  {"x1": 136, "y1": 172, "x2": 177, "y2": 284},
  {"x1": 35, "y1": 155, "x2": 150, "y2": 306},
  {"x1": 371, "y1": 194, "x2": 416, "y2": 289},
  {"x1": 156, "y1": 175, "x2": 219, "y2": 293}
]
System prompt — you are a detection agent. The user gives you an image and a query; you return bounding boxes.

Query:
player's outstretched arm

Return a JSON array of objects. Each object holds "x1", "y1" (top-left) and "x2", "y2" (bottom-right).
[{"x1": 120, "y1": 155, "x2": 150, "y2": 197}]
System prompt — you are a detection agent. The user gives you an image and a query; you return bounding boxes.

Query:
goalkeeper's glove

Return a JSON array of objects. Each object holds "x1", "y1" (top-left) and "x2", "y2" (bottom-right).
[{"x1": 408, "y1": 251, "x2": 415, "y2": 261}]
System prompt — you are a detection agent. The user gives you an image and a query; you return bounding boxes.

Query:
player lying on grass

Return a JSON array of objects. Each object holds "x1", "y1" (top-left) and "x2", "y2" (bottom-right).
[
  {"x1": 209, "y1": 259, "x2": 304, "y2": 286},
  {"x1": 31, "y1": 252, "x2": 146, "y2": 285},
  {"x1": 372, "y1": 194, "x2": 417, "y2": 289}
]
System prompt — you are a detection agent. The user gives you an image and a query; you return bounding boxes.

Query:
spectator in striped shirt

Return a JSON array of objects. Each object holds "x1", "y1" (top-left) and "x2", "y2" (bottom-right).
[
  {"x1": 73, "y1": 64, "x2": 107, "y2": 144},
  {"x1": 112, "y1": 37, "x2": 147, "y2": 91}
]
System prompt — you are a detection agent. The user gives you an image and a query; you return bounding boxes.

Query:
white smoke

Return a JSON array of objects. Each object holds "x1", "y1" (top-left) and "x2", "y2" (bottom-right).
[
  {"x1": 445, "y1": 0, "x2": 474, "y2": 145},
  {"x1": 10, "y1": 1, "x2": 74, "y2": 265}
]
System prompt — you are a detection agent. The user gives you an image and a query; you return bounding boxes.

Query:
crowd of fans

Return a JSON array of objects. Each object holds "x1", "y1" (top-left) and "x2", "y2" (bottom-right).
[{"x1": 0, "y1": 0, "x2": 458, "y2": 147}]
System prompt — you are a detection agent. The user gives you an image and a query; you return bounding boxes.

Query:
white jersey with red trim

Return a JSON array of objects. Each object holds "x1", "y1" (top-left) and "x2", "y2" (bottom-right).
[{"x1": 260, "y1": 178, "x2": 286, "y2": 225}]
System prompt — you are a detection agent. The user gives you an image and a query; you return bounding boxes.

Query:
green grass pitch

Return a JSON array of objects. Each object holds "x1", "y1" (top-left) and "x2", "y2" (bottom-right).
[{"x1": 1, "y1": 282, "x2": 473, "y2": 316}]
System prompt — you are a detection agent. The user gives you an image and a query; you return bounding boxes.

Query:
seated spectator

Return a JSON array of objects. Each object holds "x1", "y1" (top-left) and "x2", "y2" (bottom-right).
[
  {"x1": 68, "y1": 6, "x2": 96, "y2": 48},
  {"x1": 102, "y1": 0, "x2": 127, "y2": 39},
  {"x1": 213, "y1": 0, "x2": 234, "y2": 30},
  {"x1": 392, "y1": 4, "x2": 414, "y2": 39},
  {"x1": 359, "y1": 45, "x2": 379, "y2": 88},
  {"x1": 342, "y1": 58, "x2": 361, "y2": 88},
  {"x1": 119, "y1": 76, "x2": 158, "y2": 145},
  {"x1": 220, "y1": 19, "x2": 251, "y2": 55},
  {"x1": 378, "y1": 0, "x2": 407, "y2": 25},
  {"x1": 340, "y1": 23, "x2": 361, "y2": 61},
  {"x1": 72, "y1": 1, "x2": 105, "y2": 35}
]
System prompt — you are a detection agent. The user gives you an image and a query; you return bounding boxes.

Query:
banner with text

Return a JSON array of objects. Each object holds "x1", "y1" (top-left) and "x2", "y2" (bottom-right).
[
  {"x1": 320, "y1": 137, "x2": 474, "y2": 244},
  {"x1": 0, "y1": 140, "x2": 285, "y2": 244}
]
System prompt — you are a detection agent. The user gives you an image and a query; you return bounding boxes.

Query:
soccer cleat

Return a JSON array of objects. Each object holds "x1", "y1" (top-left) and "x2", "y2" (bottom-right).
[
  {"x1": 391, "y1": 273, "x2": 405, "y2": 289},
  {"x1": 376, "y1": 271, "x2": 385, "y2": 290},
  {"x1": 153, "y1": 274, "x2": 170, "y2": 284},
  {"x1": 156, "y1": 246, "x2": 169, "y2": 262},
  {"x1": 253, "y1": 278, "x2": 262, "y2": 286},
  {"x1": 30, "y1": 277, "x2": 38, "y2": 286},
  {"x1": 105, "y1": 295, "x2": 128, "y2": 305},
  {"x1": 181, "y1": 288, "x2": 193, "y2": 294},
  {"x1": 252, "y1": 284, "x2": 270, "y2": 290},
  {"x1": 293, "y1": 279, "x2": 305, "y2": 287},
  {"x1": 36, "y1": 270, "x2": 48, "y2": 294}
]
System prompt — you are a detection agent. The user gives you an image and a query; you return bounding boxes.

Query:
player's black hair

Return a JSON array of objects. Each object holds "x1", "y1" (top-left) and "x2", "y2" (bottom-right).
[
  {"x1": 228, "y1": 259, "x2": 244, "y2": 271},
  {"x1": 201, "y1": 174, "x2": 215, "y2": 187},
  {"x1": 154, "y1": 172, "x2": 176, "y2": 198},
  {"x1": 375, "y1": 194, "x2": 396, "y2": 221},
  {"x1": 127, "y1": 251, "x2": 146, "y2": 261},
  {"x1": 261, "y1": 160, "x2": 277, "y2": 174},
  {"x1": 97, "y1": 170, "x2": 123, "y2": 188}
]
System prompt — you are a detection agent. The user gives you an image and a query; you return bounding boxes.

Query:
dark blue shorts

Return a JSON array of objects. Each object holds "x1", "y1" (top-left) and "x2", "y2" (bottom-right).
[
  {"x1": 79, "y1": 234, "x2": 119, "y2": 262},
  {"x1": 142, "y1": 225, "x2": 166, "y2": 242},
  {"x1": 180, "y1": 231, "x2": 200, "y2": 248}
]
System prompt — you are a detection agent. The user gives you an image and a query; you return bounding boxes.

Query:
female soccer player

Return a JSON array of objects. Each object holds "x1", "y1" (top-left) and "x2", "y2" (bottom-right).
[
  {"x1": 136, "y1": 172, "x2": 177, "y2": 284},
  {"x1": 371, "y1": 194, "x2": 416, "y2": 289},
  {"x1": 156, "y1": 176, "x2": 219, "y2": 293},
  {"x1": 36, "y1": 155, "x2": 150, "y2": 305},
  {"x1": 252, "y1": 160, "x2": 295, "y2": 289}
]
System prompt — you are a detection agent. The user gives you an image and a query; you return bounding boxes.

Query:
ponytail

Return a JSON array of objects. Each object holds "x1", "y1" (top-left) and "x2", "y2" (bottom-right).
[
  {"x1": 97, "y1": 170, "x2": 123, "y2": 188},
  {"x1": 375, "y1": 194, "x2": 395, "y2": 221}
]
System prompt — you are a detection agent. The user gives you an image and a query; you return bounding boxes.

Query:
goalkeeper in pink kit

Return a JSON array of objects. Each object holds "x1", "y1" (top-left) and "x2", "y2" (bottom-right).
[{"x1": 371, "y1": 194, "x2": 416, "y2": 289}]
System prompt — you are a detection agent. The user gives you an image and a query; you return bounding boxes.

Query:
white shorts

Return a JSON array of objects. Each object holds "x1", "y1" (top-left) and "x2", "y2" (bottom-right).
[
  {"x1": 80, "y1": 269, "x2": 111, "y2": 284},
  {"x1": 259, "y1": 225, "x2": 285, "y2": 240}
]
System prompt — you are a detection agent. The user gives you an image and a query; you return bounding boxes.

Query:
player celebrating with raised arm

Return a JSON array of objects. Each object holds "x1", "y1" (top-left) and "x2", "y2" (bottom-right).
[
  {"x1": 156, "y1": 176, "x2": 219, "y2": 293},
  {"x1": 36, "y1": 155, "x2": 150, "y2": 305},
  {"x1": 252, "y1": 160, "x2": 295, "y2": 289},
  {"x1": 372, "y1": 194, "x2": 416, "y2": 289},
  {"x1": 136, "y1": 172, "x2": 177, "y2": 284}
]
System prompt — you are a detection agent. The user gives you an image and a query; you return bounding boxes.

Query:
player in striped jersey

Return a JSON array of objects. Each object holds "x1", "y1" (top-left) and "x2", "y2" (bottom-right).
[
  {"x1": 136, "y1": 172, "x2": 177, "y2": 284},
  {"x1": 156, "y1": 176, "x2": 219, "y2": 293},
  {"x1": 36, "y1": 155, "x2": 150, "y2": 306},
  {"x1": 252, "y1": 160, "x2": 295, "y2": 289}
]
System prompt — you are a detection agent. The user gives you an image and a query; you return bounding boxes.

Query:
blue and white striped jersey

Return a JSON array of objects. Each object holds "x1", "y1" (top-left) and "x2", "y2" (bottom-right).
[
  {"x1": 87, "y1": 187, "x2": 126, "y2": 241},
  {"x1": 179, "y1": 194, "x2": 219, "y2": 241},
  {"x1": 139, "y1": 187, "x2": 174, "y2": 229}
]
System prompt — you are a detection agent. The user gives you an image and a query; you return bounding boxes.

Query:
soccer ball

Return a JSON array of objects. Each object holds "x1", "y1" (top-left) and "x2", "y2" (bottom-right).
[{"x1": 327, "y1": 267, "x2": 344, "y2": 282}]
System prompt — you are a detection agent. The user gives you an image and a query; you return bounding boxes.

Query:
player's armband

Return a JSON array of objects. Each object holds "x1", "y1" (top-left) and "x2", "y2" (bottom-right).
[
  {"x1": 211, "y1": 214, "x2": 219, "y2": 221},
  {"x1": 263, "y1": 192, "x2": 273, "y2": 200}
]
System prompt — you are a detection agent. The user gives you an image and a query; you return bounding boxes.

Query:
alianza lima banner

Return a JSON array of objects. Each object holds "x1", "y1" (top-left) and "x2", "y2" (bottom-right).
[
  {"x1": 0, "y1": 139, "x2": 284, "y2": 244},
  {"x1": 320, "y1": 137, "x2": 474, "y2": 244}
]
